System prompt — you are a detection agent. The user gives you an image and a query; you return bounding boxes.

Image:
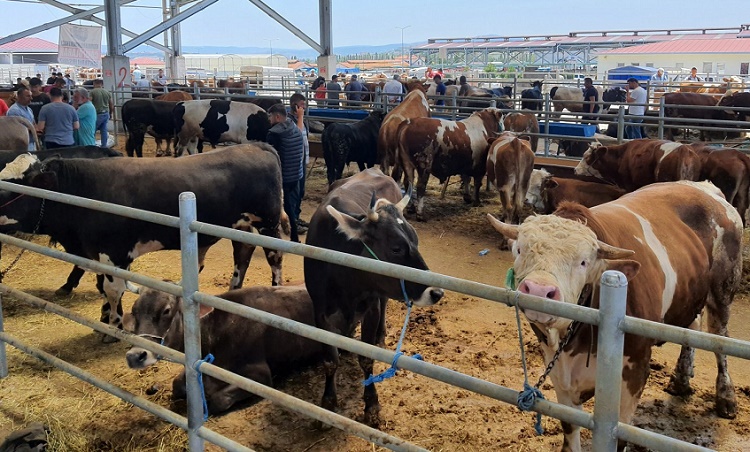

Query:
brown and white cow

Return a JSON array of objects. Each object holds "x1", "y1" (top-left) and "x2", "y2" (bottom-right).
[
  {"x1": 663, "y1": 92, "x2": 728, "y2": 141},
  {"x1": 488, "y1": 180, "x2": 742, "y2": 451},
  {"x1": 503, "y1": 111, "x2": 539, "y2": 152},
  {"x1": 525, "y1": 169, "x2": 627, "y2": 214},
  {"x1": 377, "y1": 87, "x2": 430, "y2": 179},
  {"x1": 0, "y1": 116, "x2": 40, "y2": 151},
  {"x1": 486, "y1": 132, "x2": 534, "y2": 232},
  {"x1": 397, "y1": 108, "x2": 504, "y2": 220},
  {"x1": 574, "y1": 139, "x2": 699, "y2": 191},
  {"x1": 692, "y1": 144, "x2": 750, "y2": 226},
  {"x1": 125, "y1": 284, "x2": 322, "y2": 414}
]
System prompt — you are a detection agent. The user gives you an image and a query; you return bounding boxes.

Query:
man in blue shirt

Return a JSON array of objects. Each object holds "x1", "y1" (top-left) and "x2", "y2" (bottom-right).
[
  {"x1": 73, "y1": 88, "x2": 97, "y2": 146},
  {"x1": 38, "y1": 87, "x2": 79, "y2": 149},
  {"x1": 433, "y1": 74, "x2": 447, "y2": 107},
  {"x1": 6, "y1": 86, "x2": 38, "y2": 151}
]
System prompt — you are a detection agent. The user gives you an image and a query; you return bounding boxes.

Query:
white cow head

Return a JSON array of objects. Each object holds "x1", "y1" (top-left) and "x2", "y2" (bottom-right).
[{"x1": 525, "y1": 168, "x2": 552, "y2": 212}]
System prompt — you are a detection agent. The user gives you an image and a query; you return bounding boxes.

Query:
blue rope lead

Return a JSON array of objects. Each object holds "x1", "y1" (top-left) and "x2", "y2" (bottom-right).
[
  {"x1": 194, "y1": 353, "x2": 215, "y2": 421},
  {"x1": 363, "y1": 278, "x2": 422, "y2": 386},
  {"x1": 510, "y1": 274, "x2": 546, "y2": 435}
]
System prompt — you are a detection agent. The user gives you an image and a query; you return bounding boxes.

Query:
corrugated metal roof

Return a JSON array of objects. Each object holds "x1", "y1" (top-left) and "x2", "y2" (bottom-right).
[
  {"x1": 599, "y1": 38, "x2": 750, "y2": 54},
  {"x1": 0, "y1": 37, "x2": 58, "y2": 53},
  {"x1": 130, "y1": 57, "x2": 165, "y2": 66}
]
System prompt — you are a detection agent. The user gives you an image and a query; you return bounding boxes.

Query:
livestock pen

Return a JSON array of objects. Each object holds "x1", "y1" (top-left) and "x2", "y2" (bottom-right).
[{"x1": 0, "y1": 164, "x2": 749, "y2": 450}]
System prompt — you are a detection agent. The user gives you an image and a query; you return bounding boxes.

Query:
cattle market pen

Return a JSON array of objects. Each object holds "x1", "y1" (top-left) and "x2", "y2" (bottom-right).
[{"x1": 0, "y1": 179, "x2": 749, "y2": 450}]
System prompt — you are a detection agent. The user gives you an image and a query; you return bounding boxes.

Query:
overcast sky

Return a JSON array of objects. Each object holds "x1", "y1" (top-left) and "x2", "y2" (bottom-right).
[{"x1": 2, "y1": 0, "x2": 748, "y2": 51}]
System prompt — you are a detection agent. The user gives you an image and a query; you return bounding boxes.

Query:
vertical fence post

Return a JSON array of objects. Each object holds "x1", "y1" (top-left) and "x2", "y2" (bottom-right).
[
  {"x1": 617, "y1": 106, "x2": 625, "y2": 144},
  {"x1": 193, "y1": 82, "x2": 200, "y2": 101},
  {"x1": 179, "y1": 192, "x2": 204, "y2": 452},
  {"x1": 592, "y1": 270, "x2": 627, "y2": 452},
  {"x1": 452, "y1": 90, "x2": 458, "y2": 120},
  {"x1": 544, "y1": 92, "x2": 551, "y2": 156},
  {"x1": 0, "y1": 293, "x2": 7, "y2": 378},
  {"x1": 658, "y1": 96, "x2": 665, "y2": 140}
]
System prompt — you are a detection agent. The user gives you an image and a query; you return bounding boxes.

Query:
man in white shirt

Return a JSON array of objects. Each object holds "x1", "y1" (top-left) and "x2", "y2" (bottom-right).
[
  {"x1": 156, "y1": 69, "x2": 168, "y2": 86},
  {"x1": 132, "y1": 65, "x2": 142, "y2": 84},
  {"x1": 625, "y1": 77, "x2": 647, "y2": 139},
  {"x1": 135, "y1": 75, "x2": 151, "y2": 90},
  {"x1": 383, "y1": 74, "x2": 404, "y2": 104}
]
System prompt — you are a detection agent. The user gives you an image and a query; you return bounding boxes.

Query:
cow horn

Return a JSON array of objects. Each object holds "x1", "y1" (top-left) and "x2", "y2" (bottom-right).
[
  {"x1": 395, "y1": 184, "x2": 412, "y2": 213},
  {"x1": 597, "y1": 241, "x2": 635, "y2": 259},
  {"x1": 368, "y1": 192, "x2": 379, "y2": 222},
  {"x1": 487, "y1": 214, "x2": 519, "y2": 240}
]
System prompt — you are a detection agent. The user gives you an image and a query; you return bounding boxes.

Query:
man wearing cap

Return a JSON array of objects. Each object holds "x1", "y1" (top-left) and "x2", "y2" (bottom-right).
[
  {"x1": 625, "y1": 77, "x2": 647, "y2": 139},
  {"x1": 326, "y1": 74, "x2": 342, "y2": 109},
  {"x1": 384, "y1": 74, "x2": 404, "y2": 104},
  {"x1": 652, "y1": 68, "x2": 669, "y2": 92},
  {"x1": 344, "y1": 74, "x2": 367, "y2": 106}
]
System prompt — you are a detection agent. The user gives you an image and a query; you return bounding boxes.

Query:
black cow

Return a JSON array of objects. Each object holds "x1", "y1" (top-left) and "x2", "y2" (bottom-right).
[
  {"x1": 122, "y1": 99, "x2": 180, "y2": 157},
  {"x1": 322, "y1": 110, "x2": 385, "y2": 186},
  {"x1": 303, "y1": 168, "x2": 444, "y2": 426},
  {"x1": 125, "y1": 285, "x2": 322, "y2": 414},
  {"x1": 601, "y1": 86, "x2": 627, "y2": 111},
  {"x1": 521, "y1": 81, "x2": 543, "y2": 111},
  {"x1": 0, "y1": 146, "x2": 122, "y2": 292},
  {"x1": 718, "y1": 91, "x2": 750, "y2": 121},
  {"x1": 0, "y1": 144, "x2": 284, "y2": 339},
  {"x1": 173, "y1": 100, "x2": 270, "y2": 156}
]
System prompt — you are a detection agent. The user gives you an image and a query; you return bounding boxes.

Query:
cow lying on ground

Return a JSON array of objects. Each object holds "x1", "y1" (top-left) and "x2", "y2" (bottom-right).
[
  {"x1": 485, "y1": 132, "x2": 534, "y2": 228},
  {"x1": 397, "y1": 108, "x2": 504, "y2": 220},
  {"x1": 322, "y1": 110, "x2": 385, "y2": 186},
  {"x1": 0, "y1": 116, "x2": 40, "y2": 151},
  {"x1": 525, "y1": 169, "x2": 626, "y2": 214},
  {"x1": 0, "y1": 144, "x2": 284, "y2": 338},
  {"x1": 122, "y1": 99, "x2": 179, "y2": 157},
  {"x1": 304, "y1": 168, "x2": 443, "y2": 427},
  {"x1": 503, "y1": 111, "x2": 539, "y2": 152},
  {"x1": 125, "y1": 285, "x2": 322, "y2": 414},
  {"x1": 489, "y1": 180, "x2": 742, "y2": 451},
  {"x1": 173, "y1": 99, "x2": 270, "y2": 156}
]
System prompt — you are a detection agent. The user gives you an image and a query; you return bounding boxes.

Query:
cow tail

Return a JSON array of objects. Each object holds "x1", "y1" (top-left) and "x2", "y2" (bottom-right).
[
  {"x1": 279, "y1": 200, "x2": 291, "y2": 235},
  {"x1": 20, "y1": 117, "x2": 41, "y2": 151}
]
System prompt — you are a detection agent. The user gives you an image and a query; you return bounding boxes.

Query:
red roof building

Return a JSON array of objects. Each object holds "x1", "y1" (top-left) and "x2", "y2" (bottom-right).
[{"x1": 0, "y1": 36, "x2": 59, "y2": 65}]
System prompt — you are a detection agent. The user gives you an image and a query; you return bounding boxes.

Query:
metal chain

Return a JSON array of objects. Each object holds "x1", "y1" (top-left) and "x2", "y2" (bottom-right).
[
  {"x1": 0, "y1": 199, "x2": 46, "y2": 279},
  {"x1": 534, "y1": 319, "x2": 578, "y2": 389}
]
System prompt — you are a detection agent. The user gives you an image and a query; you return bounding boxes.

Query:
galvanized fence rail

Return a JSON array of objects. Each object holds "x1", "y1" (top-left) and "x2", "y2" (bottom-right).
[{"x1": 0, "y1": 180, "x2": 746, "y2": 451}]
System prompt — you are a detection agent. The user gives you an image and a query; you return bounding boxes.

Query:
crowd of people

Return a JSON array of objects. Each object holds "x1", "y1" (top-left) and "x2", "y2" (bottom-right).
[{"x1": 2, "y1": 73, "x2": 114, "y2": 151}]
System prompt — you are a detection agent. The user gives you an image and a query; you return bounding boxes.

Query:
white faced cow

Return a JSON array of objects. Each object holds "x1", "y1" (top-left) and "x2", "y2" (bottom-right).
[
  {"x1": 173, "y1": 99, "x2": 272, "y2": 156},
  {"x1": 488, "y1": 181, "x2": 742, "y2": 451}
]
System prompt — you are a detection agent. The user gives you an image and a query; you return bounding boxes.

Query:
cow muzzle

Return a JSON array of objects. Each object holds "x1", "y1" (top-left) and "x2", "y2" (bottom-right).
[
  {"x1": 518, "y1": 279, "x2": 562, "y2": 325},
  {"x1": 412, "y1": 287, "x2": 444, "y2": 307},
  {"x1": 126, "y1": 347, "x2": 158, "y2": 369}
]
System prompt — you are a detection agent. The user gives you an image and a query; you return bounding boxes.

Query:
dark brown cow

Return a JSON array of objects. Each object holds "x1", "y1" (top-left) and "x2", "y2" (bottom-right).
[
  {"x1": 377, "y1": 89, "x2": 431, "y2": 178},
  {"x1": 486, "y1": 132, "x2": 535, "y2": 227},
  {"x1": 692, "y1": 144, "x2": 750, "y2": 226},
  {"x1": 397, "y1": 108, "x2": 504, "y2": 220},
  {"x1": 489, "y1": 180, "x2": 742, "y2": 451},
  {"x1": 718, "y1": 91, "x2": 750, "y2": 121},
  {"x1": 663, "y1": 92, "x2": 725, "y2": 141},
  {"x1": 574, "y1": 139, "x2": 698, "y2": 191},
  {"x1": 525, "y1": 169, "x2": 627, "y2": 214},
  {"x1": 503, "y1": 111, "x2": 539, "y2": 152},
  {"x1": 125, "y1": 285, "x2": 322, "y2": 414}
]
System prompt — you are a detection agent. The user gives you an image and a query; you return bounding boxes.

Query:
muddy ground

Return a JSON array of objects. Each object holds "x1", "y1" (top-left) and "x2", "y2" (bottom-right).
[{"x1": 0, "y1": 138, "x2": 750, "y2": 451}]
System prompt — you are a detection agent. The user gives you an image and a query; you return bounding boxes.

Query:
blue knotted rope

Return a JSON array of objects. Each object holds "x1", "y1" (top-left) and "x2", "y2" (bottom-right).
[
  {"x1": 508, "y1": 267, "x2": 545, "y2": 435},
  {"x1": 361, "y1": 243, "x2": 422, "y2": 387},
  {"x1": 194, "y1": 353, "x2": 215, "y2": 421}
]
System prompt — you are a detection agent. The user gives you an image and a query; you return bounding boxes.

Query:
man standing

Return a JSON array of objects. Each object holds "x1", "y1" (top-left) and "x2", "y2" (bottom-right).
[
  {"x1": 651, "y1": 67, "x2": 669, "y2": 92},
  {"x1": 326, "y1": 74, "x2": 342, "y2": 108},
  {"x1": 73, "y1": 88, "x2": 97, "y2": 146},
  {"x1": 686, "y1": 67, "x2": 702, "y2": 82},
  {"x1": 289, "y1": 92, "x2": 309, "y2": 232},
  {"x1": 6, "y1": 86, "x2": 37, "y2": 151},
  {"x1": 38, "y1": 87, "x2": 79, "y2": 149},
  {"x1": 156, "y1": 69, "x2": 168, "y2": 86},
  {"x1": 383, "y1": 74, "x2": 404, "y2": 104},
  {"x1": 90, "y1": 79, "x2": 114, "y2": 147},
  {"x1": 28, "y1": 78, "x2": 50, "y2": 122},
  {"x1": 132, "y1": 64, "x2": 142, "y2": 84},
  {"x1": 582, "y1": 77, "x2": 599, "y2": 128},
  {"x1": 625, "y1": 77, "x2": 647, "y2": 140},
  {"x1": 433, "y1": 74, "x2": 446, "y2": 107},
  {"x1": 266, "y1": 103, "x2": 305, "y2": 242},
  {"x1": 344, "y1": 74, "x2": 367, "y2": 106}
]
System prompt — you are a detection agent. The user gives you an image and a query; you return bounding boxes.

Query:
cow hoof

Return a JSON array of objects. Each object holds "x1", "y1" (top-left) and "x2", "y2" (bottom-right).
[
  {"x1": 155, "y1": 150, "x2": 165, "y2": 157},
  {"x1": 362, "y1": 405, "x2": 382, "y2": 428},
  {"x1": 416, "y1": 214, "x2": 426, "y2": 222},
  {"x1": 472, "y1": 200, "x2": 481, "y2": 207},
  {"x1": 54, "y1": 286, "x2": 72, "y2": 297},
  {"x1": 100, "y1": 333, "x2": 119, "y2": 344},
  {"x1": 665, "y1": 376, "x2": 693, "y2": 397},
  {"x1": 716, "y1": 397, "x2": 738, "y2": 419},
  {"x1": 312, "y1": 419, "x2": 334, "y2": 431},
  {"x1": 463, "y1": 196, "x2": 473, "y2": 204},
  {"x1": 145, "y1": 384, "x2": 160, "y2": 396}
]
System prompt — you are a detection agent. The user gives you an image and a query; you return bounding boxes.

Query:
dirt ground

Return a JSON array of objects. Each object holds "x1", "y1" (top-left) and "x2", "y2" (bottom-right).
[{"x1": 1, "y1": 137, "x2": 750, "y2": 451}]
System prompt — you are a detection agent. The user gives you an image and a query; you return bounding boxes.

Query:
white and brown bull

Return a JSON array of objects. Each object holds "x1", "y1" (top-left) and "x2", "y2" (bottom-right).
[
  {"x1": 525, "y1": 169, "x2": 627, "y2": 214},
  {"x1": 0, "y1": 116, "x2": 40, "y2": 151},
  {"x1": 376, "y1": 87, "x2": 430, "y2": 180},
  {"x1": 488, "y1": 180, "x2": 742, "y2": 451},
  {"x1": 396, "y1": 108, "x2": 504, "y2": 221},
  {"x1": 503, "y1": 111, "x2": 539, "y2": 152},
  {"x1": 486, "y1": 132, "x2": 534, "y2": 234}
]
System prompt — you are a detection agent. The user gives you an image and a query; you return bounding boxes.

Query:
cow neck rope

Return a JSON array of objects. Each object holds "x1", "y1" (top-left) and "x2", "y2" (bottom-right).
[
  {"x1": 0, "y1": 198, "x2": 45, "y2": 279},
  {"x1": 194, "y1": 353, "x2": 215, "y2": 421},
  {"x1": 360, "y1": 242, "x2": 423, "y2": 387}
]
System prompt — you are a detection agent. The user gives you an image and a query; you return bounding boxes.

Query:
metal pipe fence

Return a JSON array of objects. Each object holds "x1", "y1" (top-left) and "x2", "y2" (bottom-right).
[{"x1": 0, "y1": 176, "x2": 745, "y2": 451}]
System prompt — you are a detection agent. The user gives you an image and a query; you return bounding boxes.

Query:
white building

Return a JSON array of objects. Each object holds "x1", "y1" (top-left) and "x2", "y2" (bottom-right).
[
  {"x1": 181, "y1": 54, "x2": 288, "y2": 78},
  {"x1": 597, "y1": 38, "x2": 750, "y2": 80}
]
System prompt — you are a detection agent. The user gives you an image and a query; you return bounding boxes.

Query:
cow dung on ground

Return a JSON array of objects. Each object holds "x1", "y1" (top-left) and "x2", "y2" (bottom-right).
[{"x1": 0, "y1": 138, "x2": 749, "y2": 451}]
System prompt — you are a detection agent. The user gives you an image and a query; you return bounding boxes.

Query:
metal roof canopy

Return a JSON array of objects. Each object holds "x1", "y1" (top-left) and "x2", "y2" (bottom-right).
[{"x1": 0, "y1": 0, "x2": 333, "y2": 67}]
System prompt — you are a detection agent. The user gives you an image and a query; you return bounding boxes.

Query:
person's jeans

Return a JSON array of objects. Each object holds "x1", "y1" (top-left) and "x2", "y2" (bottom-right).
[
  {"x1": 625, "y1": 119, "x2": 643, "y2": 140},
  {"x1": 96, "y1": 112, "x2": 110, "y2": 147},
  {"x1": 283, "y1": 179, "x2": 302, "y2": 242},
  {"x1": 297, "y1": 163, "x2": 306, "y2": 222}
]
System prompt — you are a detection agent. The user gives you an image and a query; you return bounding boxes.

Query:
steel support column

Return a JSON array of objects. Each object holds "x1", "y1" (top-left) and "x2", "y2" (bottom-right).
[
  {"x1": 104, "y1": 0, "x2": 123, "y2": 56},
  {"x1": 247, "y1": 0, "x2": 324, "y2": 54},
  {"x1": 319, "y1": 0, "x2": 332, "y2": 55}
]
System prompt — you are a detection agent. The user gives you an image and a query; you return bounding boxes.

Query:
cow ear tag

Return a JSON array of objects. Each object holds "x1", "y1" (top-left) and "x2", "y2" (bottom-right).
[{"x1": 505, "y1": 267, "x2": 516, "y2": 290}]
